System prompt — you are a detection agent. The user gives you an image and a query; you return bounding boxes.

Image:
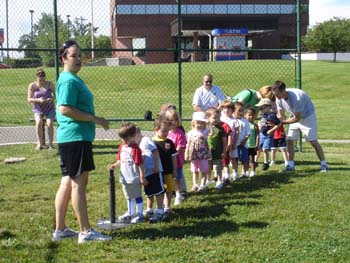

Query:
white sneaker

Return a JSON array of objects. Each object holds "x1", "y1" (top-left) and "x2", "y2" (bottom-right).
[
  {"x1": 131, "y1": 215, "x2": 145, "y2": 224},
  {"x1": 52, "y1": 227, "x2": 78, "y2": 241},
  {"x1": 320, "y1": 164, "x2": 328, "y2": 173},
  {"x1": 118, "y1": 212, "x2": 133, "y2": 223},
  {"x1": 78, "y1": 229, "x2": 112, "y2": 244},
  {"x1": 249, "y1": 171, "x2": 255, "y2": 178},
  {"x1": 174, "y1": 195, "x2": 183, "y2": 206},
  {"x1": 269, "y1": 161, "x2": 275, "y2": 167},
  {"x1": 215, "y1": 181, "x2": 224, "y2": 189},
  {"x1": 198, "y1": 185, "x2": 207, "y2": 192},
  {"x1": 232, "y1": 173, "x2": 238, "y2": 181},
  {"x1": 149, "y1": 211, "x2": 164, "y2": 223}
]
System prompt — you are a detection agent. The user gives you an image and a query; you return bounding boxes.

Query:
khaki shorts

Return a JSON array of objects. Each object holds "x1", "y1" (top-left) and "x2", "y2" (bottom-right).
[
  {"x1": 287, "y1": 113, "x2": 318, "y2": 142},
  {"x1": 163, "y1": 173, "x2": 175, "y2": 193},
  {"x1": 122, "y1": 183, "x2": 142, "y2": 199}
]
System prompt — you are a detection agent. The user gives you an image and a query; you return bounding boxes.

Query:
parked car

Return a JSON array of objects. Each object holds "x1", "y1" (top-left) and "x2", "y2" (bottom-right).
[{"x1": 0, "y1": 63, "x2": 10, "y2": 69}]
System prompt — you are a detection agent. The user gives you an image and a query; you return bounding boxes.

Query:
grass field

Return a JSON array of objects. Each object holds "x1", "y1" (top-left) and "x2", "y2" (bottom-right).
[
  {"x1": 1, "y1": 60, "x2": 350, "y2": 262},
  {"x1": 1, "y1": 141, "x2": 350, "y2": 262},
  {"x1": 1, "y1": 60, "x2": 350, "y2": 139}
]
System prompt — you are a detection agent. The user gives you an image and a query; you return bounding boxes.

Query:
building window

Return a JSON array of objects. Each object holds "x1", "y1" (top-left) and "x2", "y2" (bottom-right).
[
  {"x1": 117, "y1": 5, "x2": 132, "y2": 15},
  {"x1": 281, "y1": 4, "x2": 295, "y2": 14},
  {"x1": 187, "y1": 5, "x2": 200, "y2": 14},
  {"x1": 241, "y1": 5, "x2": 254, "y2": 14},
  {"x1": 201, "y1": 5, "x2": 214, "y2": 14},
  {"x1": 132, "y1": 38, "x2": 146, "y2": 57},
  {"x1": 227, "y1": 5, "x2": 240, "y2": 14},
  {"x1": 146, "y1": 5, "x2": 160, "y2": 15},
  {"x1": 132, "y1": 5, "x2": 146, "y2": 15},
  {"x1": 214, "y1": 5, "x2": 227, "y2": 15},
  {"x1": 267, "y1": 4, "x2": 280, "y2": 14},
  {"x1": 160, "y1": 5, "x2": 174, "y2": 14},
  {"x1": 115, "y1": 4, "x2": 301, "y2": 16},
  {"x1": 255, "y1": 5, "x2": 267, "y2": 14}
]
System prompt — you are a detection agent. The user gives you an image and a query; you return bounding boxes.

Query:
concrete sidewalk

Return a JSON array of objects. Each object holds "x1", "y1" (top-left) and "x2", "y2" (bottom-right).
[{"x1": 0, "y1": 126, "x2": 349, "y2": 146}]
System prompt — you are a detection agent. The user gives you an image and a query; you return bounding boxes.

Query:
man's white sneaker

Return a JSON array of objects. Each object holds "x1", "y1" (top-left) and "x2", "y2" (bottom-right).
[
  {"x1": 78, "y1": 229, "x2": 112, "y2": 244},
  {"x1": 52, "y1": 227, "x2": 78, "y2": 241}
]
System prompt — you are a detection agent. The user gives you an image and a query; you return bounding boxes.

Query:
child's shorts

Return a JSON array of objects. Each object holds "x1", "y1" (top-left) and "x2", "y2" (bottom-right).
[
  {"x1": 259, "y1": 134, "x2": 274, "y2": 150},
  {"x1": 210, "y1": 159, "x2": 223, "y2": 176},
  {"x1": 273, "y1": 138, "x2": 287, "y2": 149},
  {"x1": 163, "y1": 173, "x2": 175, "y2": 193},
  {"x1": 237, "y1": 145, "x2": 249, "y2": 163},
  {"x1": 122, "y1": 183, "x2": 142, "y2": 200},
  {"x1": 191, "y1": 160, "x2": 209, "y2": 173},
  {"x1": 144, "y1": 172, "x2": 165, "y2": 197},
  {"x1": 175, "y1": 167, "x2": 184, "y2": 180}
]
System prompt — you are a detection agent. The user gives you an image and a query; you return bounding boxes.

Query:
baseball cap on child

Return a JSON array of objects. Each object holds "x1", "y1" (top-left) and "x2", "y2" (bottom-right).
[
  {"x1": 255, "y1": 98, "x2": 272, "y2": 107},
  {"x1": 192, "y1": 111, "x2": 207, "y2": 122}
]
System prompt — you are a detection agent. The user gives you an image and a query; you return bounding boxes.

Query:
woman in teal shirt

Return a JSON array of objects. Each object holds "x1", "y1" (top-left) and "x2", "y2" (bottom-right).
[{"x1": 53, "y1": 40, "x2": 111, "y2": 244}]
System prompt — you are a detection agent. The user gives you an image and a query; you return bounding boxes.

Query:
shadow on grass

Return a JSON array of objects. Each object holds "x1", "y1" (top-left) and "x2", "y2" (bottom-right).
[
  {"x1": 45, "y1": 242, "x2": 59, "y2": 263},
  {"x1": 119, "y1": 219, "x2": 240, "y2": 240}
]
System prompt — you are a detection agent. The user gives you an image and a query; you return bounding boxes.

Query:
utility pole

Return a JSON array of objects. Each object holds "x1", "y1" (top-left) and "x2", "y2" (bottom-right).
[
  {"x1": 91, "y1": 0, "x2": 95, "y2": 59},
  {"x1": 29, "y1": 10, "x2": 34, "y2": 39},
  {"x1": 67, "y1": 15, "x2": 70, "y2": 39},
  {"x1": 78, "y1": 16, "x2": 87, "y2": 36}
]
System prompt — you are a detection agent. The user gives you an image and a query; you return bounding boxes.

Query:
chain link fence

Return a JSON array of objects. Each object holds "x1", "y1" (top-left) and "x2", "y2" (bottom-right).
[{"x1": 0, "y1": 0, "x2": 307, "y2": 145}]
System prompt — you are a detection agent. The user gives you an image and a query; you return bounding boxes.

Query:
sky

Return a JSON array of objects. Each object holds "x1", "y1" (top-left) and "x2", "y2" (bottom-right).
[{"x1": 0, "y1": 0, "x2": 350, "y2": 49}]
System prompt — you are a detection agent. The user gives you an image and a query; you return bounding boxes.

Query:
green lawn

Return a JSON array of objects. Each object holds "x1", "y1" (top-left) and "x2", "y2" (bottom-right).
[
  {"x1": 0, "y1": 140, "x2": 350, "y2": 262},
  {"x1": 1, "y1": 60, "x2": 350, "y2": 139},
  {"x1": 1, "y1": 60, "x2": 350, "y2": 262}
]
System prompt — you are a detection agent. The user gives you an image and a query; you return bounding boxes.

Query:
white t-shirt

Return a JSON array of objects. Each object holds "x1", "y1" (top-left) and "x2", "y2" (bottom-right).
[
  {"x1": 275, "y1": 88, "x2": 315, "y2": 119},
  {"x1": 138, "y1": 136, "x2": 163, "y2": 176},
  {"x1": 192, "y1": 85, "x2": 225, "y2": 111},
  {"x1": 235, "y1": 117, "x2": 251, "y2": 147}
]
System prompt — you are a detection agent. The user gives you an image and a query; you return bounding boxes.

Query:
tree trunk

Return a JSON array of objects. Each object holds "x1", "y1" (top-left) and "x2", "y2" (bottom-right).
[{"x1": 333, "y1": 52, "x2": 337, "y2": 62}]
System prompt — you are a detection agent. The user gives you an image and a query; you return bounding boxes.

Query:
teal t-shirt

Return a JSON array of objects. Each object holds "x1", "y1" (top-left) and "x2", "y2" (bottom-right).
[
  {"x1": 56, "y1": 71, "x2": 96, "y2": 143},
  {"x1": 247, "y1": 123, "x2": 257, "y2": 149}
]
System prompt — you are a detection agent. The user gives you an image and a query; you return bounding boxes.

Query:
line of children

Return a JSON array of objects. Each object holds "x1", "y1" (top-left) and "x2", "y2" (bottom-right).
[{"x1": 108, "y1": 99, "x2": 290, "y2": 224}]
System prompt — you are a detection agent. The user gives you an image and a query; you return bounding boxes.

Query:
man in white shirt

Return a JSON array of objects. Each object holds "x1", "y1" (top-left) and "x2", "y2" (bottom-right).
[
  {"x1": 192, "y1": 74, "x2": 225, "y2": 112},
  {"x1": 271, "y1": 80, "x2": 328, "y2": 173}
]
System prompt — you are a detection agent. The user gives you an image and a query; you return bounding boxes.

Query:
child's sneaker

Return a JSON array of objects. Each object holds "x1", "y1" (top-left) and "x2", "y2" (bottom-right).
[
  {"x1": 249, "y1": 171, "x2": 255, "y2": 178},
  {"x1": 131, "y1": 215, "x2": 144, "y2": 224},
  {"x1": 281, "y1": 165, "x2": 295, "y2": 173},
  {"x1": 78, "y1": 229, "x2": 112, "y2": 244},
  {"x1": 215, "y1": 181, "x2": 224, "y2": 189},
  {"x1": 269, "y1": 161, "x2": 275, "y2": 167},
  {"x1": 198, "y1": 184, "x2": 207, "y2": 192},
  {"x1": 231, "y1": 173, "x2": 238, "y2": 181},
  {"x1": 144, "y1": 210, "x2": 154, "y2": 219},
  {"x1": 161, "y1": 211, "x2": 171, "y2": 222},
  {"x1": 191, "y1": 185, "x2": 199, "y2": 192},
  {"x1": 118, "y1": 212, "x2": 133, "y2": 223},
  {"x1": 320, "y1": 164, "x2": 328, "y2": 173},
  {"x1": 174, "y1": 194, "x2": 183, "y2": 206},
  {"x1": 52, "y1": 227, "x2": 78, "y2": 241},
  {"x1": 149, "y1": 211, "x2": 164, "y2": 223},
  {"x1": 262, "y1": 162, "x2": 269, "y2": 171}
]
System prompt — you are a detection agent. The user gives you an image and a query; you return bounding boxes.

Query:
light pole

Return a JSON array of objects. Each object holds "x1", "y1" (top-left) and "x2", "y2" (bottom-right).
[
  {"x1": 67, "y1": 15, "x2": 70, "y2": 39},
  {"x1": 29, "y1": 10, "x2": 34, "y2": 39},
  {"x1": 91, "y1": 0, "x2": 94, "y2": 59},
  {"x1": 6, "y1": 0, "x2": 9, "y2": 60}
]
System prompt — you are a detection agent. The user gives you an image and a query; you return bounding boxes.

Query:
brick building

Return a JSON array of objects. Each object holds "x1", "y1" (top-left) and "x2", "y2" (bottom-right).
[{"x1": 110, "y1": 0, "x2": 309, "y2": 64}]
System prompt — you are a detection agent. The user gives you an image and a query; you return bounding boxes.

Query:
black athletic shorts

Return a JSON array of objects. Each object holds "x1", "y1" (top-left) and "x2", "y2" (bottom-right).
[
  {"x1": 144, "y1": 172, "x2": 165, "y2": 197},
  {"x1": 58, "y1": 141, "x2": 95, "y2": 178}
]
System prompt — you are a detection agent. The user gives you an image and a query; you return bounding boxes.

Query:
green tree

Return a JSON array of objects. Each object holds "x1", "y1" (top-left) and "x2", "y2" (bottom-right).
[{"x1": 303, "y1": 17, "x2": 350, "y2": 61}]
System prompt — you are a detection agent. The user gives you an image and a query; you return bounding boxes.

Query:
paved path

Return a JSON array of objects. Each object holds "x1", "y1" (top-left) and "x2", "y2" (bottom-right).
[
  {"x1": 0, "y1": 126, "x2": 153, "y2": 145},
  {"x1": 1, "y1": 126, "x2": 350, "y2": 146}
]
